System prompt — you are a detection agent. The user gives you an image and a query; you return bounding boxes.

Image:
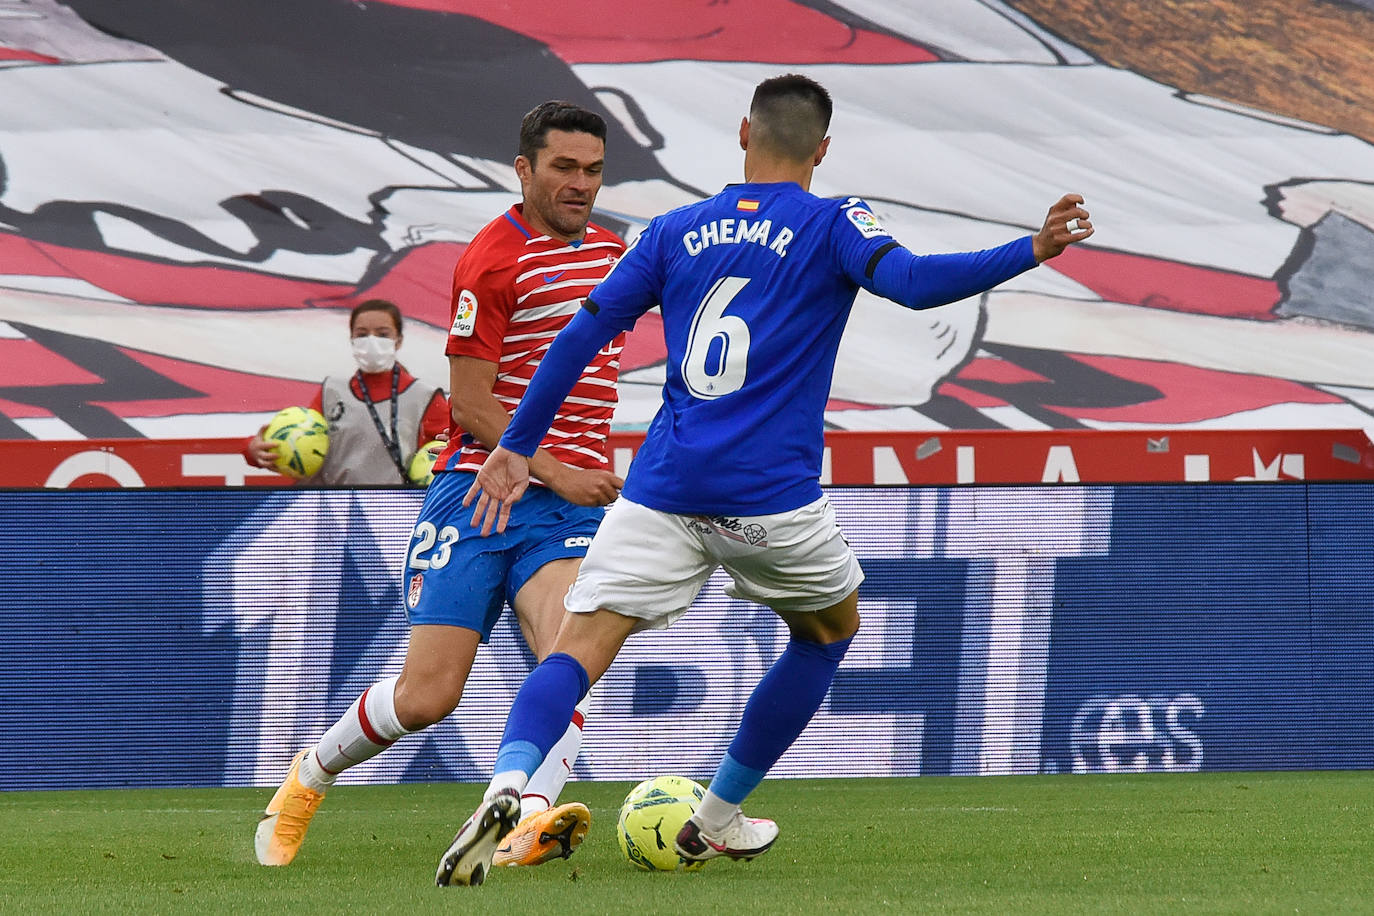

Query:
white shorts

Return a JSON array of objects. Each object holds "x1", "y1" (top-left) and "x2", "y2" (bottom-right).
[{"x1": 565, "y1": 494, "x2": 864, "y2": 630}]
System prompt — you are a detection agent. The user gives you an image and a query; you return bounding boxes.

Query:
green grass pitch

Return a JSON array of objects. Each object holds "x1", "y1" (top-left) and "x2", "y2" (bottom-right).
[{"x1": 4, "y1": 772, "x2": 1371, "y2": 914}]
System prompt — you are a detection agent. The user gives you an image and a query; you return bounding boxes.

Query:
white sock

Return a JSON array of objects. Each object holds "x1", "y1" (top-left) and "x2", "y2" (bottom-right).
[
  {"x1": 519, "y1": 696, "x2": 589, "y2": 819},
  {"x1": 693, "y1": 790, "x2": 741, "y2": 835},
  {"x1": 302, "y1": 675, "x2": 412, "y2": 792},
  {"x1": 485, "y1": 770, "x2": 530, "y2": 802}
]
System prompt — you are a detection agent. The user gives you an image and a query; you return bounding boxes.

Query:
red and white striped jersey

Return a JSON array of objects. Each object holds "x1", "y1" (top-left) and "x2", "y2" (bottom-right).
[{"x1": 434, "y1": 203, "x2": 626, "y2": 475}]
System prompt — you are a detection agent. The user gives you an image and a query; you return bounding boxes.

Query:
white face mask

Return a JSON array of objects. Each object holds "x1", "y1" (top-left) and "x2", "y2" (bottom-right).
[{"x1": 351, "y1": 335, "x2": 397, "y2": 373}]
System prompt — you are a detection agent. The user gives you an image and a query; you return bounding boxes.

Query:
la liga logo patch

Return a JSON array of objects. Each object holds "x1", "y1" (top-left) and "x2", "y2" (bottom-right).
[
  {"x1": 451, "y1": 289, "x2": 478, "y2": 337},
  {"x1": 845, "y1": 204, "x2": 888, "y2": 239}
]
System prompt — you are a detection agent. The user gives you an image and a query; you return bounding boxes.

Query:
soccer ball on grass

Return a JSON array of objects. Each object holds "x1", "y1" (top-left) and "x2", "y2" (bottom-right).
[
  {"x1": 263, "y1": 406, "x2": 330, "y2": 479},
  {"x1": 616, "y1": 775, "x2": 707, "y2": 872}
]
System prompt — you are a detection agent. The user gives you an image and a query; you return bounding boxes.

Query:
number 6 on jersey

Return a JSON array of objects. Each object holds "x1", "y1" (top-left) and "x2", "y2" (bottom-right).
[{"x1": 682, "y1": 276, "x2": 751, "y2": 399}]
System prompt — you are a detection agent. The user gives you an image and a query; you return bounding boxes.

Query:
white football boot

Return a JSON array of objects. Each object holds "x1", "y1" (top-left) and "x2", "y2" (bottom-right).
[{"x1": 675, "y1": 810, "x2": 779, "y2": 863}]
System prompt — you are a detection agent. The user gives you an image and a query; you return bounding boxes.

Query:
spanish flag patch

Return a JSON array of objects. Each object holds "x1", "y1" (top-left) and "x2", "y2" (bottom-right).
[{"x1": 736, "y1": 199, "x2": 760, "y2": 212}]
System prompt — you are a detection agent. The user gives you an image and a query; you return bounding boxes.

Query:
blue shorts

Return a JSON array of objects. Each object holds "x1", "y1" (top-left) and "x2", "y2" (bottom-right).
[{"x1": 402, "y1": 471, "x2": 604, "y2": 640}]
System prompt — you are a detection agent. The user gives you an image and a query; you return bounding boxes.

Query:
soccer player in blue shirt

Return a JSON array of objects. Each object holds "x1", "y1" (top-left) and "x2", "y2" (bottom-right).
[{"x1": 436, "y1": 73, "x2": 1095, "y2": 886}]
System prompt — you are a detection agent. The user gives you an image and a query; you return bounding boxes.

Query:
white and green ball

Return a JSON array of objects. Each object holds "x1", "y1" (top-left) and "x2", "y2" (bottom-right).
[{"x1": 616, "y1": 775, "x2": 707, "y2": 872}]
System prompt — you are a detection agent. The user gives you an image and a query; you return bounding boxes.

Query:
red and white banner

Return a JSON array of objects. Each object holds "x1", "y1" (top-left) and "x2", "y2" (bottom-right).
[
  {"x1": 4, "y1": 2, "x2": 1374, "y2": 445},
  {"x1": 4, "y1": 429, "x2": 1371, "y2": 489}
]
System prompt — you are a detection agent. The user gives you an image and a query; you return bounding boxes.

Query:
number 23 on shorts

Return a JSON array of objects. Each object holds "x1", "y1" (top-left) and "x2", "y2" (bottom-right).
[{"x1": 407, "y1": 520, "x2": 460, "y2": 570}]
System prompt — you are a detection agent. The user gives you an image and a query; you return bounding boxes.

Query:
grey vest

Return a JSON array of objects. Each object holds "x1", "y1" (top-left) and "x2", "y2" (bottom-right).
[{"x1": 312, "y1": 370, "x2": 438, "y2": 485}]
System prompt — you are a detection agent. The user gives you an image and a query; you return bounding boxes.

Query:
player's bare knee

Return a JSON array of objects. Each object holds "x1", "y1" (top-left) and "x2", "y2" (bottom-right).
[
  {"x1": 780, "y1": 595, "x2": 860, "y2": 644},
  {"x1": 393, "y1": 675, "x2": 464, "y2": 730},
  {"x1": 831, "y1": 610, "x2": 860, "y2": 643},
  {"x1": 814, "y1": 613, "x2": 860, "y2": 645},
  {"x1": 784, "y1": 616, "x2": 855, "y2": 645}
]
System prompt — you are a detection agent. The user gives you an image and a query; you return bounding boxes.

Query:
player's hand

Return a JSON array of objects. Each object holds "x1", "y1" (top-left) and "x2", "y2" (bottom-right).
[
  {"x1": 463, "y1": 445, "x2": 531, "y2": 536},
  {"x1": 548, "y1": 467, "x2": 625, "y2": 507},
  {"x1": 247, "y1": 427, "x2": 281, "y2": 469},
  {"x1": 1032, "y1": 193, "x2": 1094, "y2": 262}
]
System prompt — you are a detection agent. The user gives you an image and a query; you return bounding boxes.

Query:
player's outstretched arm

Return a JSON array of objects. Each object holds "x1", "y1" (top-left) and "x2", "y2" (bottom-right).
[
  {"x1": 463, "y1": 445, "x2": 531, "y2": 536},
  {"x1": 862, "y1": 194, "x2": 1094, "y2": 311},
  {"x1": 1032, "y1": 194, "x2": 1094, "y2": 262}
]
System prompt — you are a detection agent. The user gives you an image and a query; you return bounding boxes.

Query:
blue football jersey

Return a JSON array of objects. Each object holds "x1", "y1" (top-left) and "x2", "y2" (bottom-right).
[{"x1": 502, "y1": 181, "x2": 1037, "y2": 515}]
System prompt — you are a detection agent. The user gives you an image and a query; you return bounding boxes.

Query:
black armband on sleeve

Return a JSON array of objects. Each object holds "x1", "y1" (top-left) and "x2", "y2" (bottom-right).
[
  {"x1": 580, "y1": 296, "x2": 600, "y2": 316},
  {"x1": 864, "y1": 241, "x2": 901, "y2": 280}
]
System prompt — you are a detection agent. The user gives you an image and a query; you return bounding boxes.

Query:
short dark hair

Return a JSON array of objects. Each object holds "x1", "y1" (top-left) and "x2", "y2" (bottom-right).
[
  {"x1": 748, "y1": 74, "x2": 833, "y2": 162},
  {"x1": 518, "y1": 100, "x2": 608, "y2": 165},
  {"x1": 350, "y1": 298, "x2": 402, "y2": 335}
]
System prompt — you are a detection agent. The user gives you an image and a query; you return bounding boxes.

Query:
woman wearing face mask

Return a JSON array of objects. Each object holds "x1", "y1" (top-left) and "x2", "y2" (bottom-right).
[{"x1": 246, "y1": 299, "x2": 450, "y2": 485}]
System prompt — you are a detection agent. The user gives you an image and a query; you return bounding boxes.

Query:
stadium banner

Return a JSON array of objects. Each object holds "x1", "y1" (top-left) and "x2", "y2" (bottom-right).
[
  {"x1": 2, "y1": 428, "x2": 1372, "y2": 488},
  {"x1": 3, "y1": 483, "x2": 1371, "y2": 791}
]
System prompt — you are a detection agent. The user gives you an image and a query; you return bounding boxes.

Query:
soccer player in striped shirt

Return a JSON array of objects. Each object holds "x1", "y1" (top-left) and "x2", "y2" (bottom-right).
[
  {"x1": 255, "y1": 101, "x2": 626, "y2": 875},
  {"x1": 444, "y1": 73, "x2": 1094, "y2": 884}
]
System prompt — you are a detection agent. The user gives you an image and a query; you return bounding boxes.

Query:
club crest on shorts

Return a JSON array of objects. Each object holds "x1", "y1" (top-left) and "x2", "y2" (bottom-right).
[{"x1": 407, "y1": 572, "x2": 424, "y2": 608}]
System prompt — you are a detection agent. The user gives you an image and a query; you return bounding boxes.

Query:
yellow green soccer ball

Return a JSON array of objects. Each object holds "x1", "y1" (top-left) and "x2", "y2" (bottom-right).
[
  {"x1": 263, "y1": 406, "x2": 330, "y2": 479},
  {"x1": 617, "y1": 775, "x2": 707, "y2": 872},
  {"x1": 407, "y1": 439, "x2": 445, "y2": 486}
]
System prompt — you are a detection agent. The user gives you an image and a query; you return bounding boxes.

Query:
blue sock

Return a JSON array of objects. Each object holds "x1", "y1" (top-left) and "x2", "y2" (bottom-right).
[
  {"x1": 492, "y1": 652, "x2": 590, "y2": 778},
  {"x1": 708, "y1": 635, "x2": 853, "y2": 805}
]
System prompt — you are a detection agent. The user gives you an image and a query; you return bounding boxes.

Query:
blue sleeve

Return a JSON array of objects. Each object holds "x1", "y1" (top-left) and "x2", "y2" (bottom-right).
[
  {"x1": 829, "y1": 198, "x2": 1038, "y2": 310},
  {"x1": 866, "y1": 236, "x2": 1038, "y2": 310},
  {"x1": 499, "y1": 306, "x2": 621, "y2": 456},
  {"x1": 581, "y1": 220, "x2": 664, "y2": 332}
]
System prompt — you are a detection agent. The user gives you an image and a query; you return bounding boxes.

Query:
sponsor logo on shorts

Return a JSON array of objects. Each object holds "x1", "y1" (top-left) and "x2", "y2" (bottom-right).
[
  {"x1": 691, "y1": 515, "x2": 769, "y2": 547},
  {"x1": 407, "y1": 572, "x2": 423, "y2": 608},
  {"x1": 564, "y1": 536, "x2": 593, "y2": 548}
]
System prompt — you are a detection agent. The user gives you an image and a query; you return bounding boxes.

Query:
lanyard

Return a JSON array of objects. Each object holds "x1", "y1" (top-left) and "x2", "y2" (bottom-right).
[{"x1": 356, "y1": 365, "x2": 407, "y2": 481}]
